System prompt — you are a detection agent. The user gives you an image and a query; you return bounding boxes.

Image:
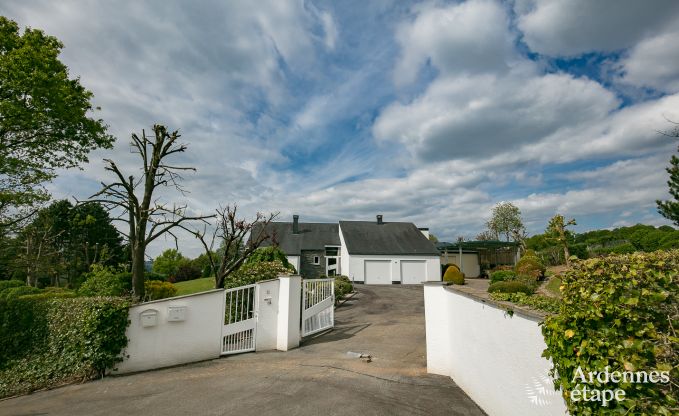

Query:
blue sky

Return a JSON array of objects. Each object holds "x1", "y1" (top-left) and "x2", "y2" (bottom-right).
[{"x1": 3, "y1": 0, "x2": 679, "y2": 256}]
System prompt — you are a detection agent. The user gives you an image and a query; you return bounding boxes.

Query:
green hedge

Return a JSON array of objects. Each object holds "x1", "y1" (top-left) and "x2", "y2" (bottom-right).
[
  {"x1": 0, "y1": 296, "x2": 130, "y2": 398},
  {"x1": 443, "y1": 266, "x2": 465, "y2": 285},
  {"x1": 490, "y1": 270, "x2": 517, "y2": 284},
  {"x1": 488, "y1": 280, "x2": 534, "y2": 295},
  {"x1": 490, "y1": 292, "x2": 561, "y2": 314},
  {"x1": 542, "y1": 250, "x2": 678, "y2": 415}
]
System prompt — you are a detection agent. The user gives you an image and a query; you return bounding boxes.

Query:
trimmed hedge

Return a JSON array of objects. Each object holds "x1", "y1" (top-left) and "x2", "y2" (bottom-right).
[
  {"x1": 443, "y1": 266, "x2": 465, "y2": 285},
  {"x1": 0, "y1": 280, "x2": 24, "y2": 292},
  {"x1": 488, "y1": 280, "x2": 534, "y2": 295},
  {"x1": 490, "y1": 292, "x2": 560, "y2": 314},
  {"x1": 333, "y1": 275, "x2": 353, "y2": 303},
  {"x1": 542, "y1": 250, "x2": 678, "y2": 415},
  {"x1": 0, "y1": 296, "x2": 130, "y2": 398},
  {"x1": 490, "y1": 270, "x2": 517, "y2": 284},
  {"x1": 143, "y1": 280, "x2": 178, "y2": 301}
]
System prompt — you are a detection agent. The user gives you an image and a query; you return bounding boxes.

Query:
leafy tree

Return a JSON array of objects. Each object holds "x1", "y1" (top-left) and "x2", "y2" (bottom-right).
[
  {"x1": 88, "y1": 125, "x2": 211, "y2": 298},
  {"x1": 486, "y1": 202, "x2": 525, "y2": 244},
  {"x1": 657, "y1": 144, "x2": 679, "y2": 226},
  {"x1": 152, "y1": 249, "x2": 186, "y2": 278},
  {"x1": 246, "y1": 246, "x2": 292, "y2": 270},
  {"x1": 191, "y1": 252, "x2": 218, "y2": 277},
  {"x1": 546, "y1": 214, "x2": 577, "y2": 267},
  {"x1": 10, "y1": 200, "x2": 125, "y2": 286},
  {"x1": 0, "y1": 17, "x2": 113, "y2": 228}
]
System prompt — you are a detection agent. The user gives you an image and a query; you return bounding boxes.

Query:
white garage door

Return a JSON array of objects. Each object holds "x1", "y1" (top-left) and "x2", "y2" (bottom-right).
[
  {"x1": 364, "y1": 260, "x2": 392, "y2": 285},
  {"x1": 401, "y1": 260, "x2": 427, "y2": 284}
]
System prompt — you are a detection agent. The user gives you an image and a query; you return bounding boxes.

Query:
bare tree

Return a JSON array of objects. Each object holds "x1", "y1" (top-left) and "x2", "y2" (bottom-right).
[
  {"x1": 188, "y1": 205, "x2": 277, "y2": 289},
  {"x1": 87, "y1": 125, "x2": 212, "y2": 298}
]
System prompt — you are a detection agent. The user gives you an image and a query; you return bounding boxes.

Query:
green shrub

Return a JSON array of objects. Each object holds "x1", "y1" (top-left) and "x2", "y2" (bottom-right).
[
  {"x1": 490, "y1": 292, "x2": 561, "y2": 314},
  {"x1": 523, "y1": 249, "x2": 537, "y2": 257},
  {"x1": 225, "y1": 260, "x2": 292, "y2": 289},
  {"x1": 170, "y1": 263, "x2": 202, "y2": 283},
  {"x1": 542, "y1": 250, "x2": 678, "y2": 415},
  {"x1": 0, "y1": 280, "x2": 24, "y2": 292},
  {"x1": 441, "y1": 263, "x2": 458, "y2": 276},
  {"x1": 0, "y1": 296, "x2": 129, "y2": 398},
  {"x1": 144, "y1": 272, "x2": 166, "y2": 281},
  {"x1": 246, "y1": 247, "x2": 295, "y2": 272},
  {"x1": 143, "y1": 280, "x2": 178, "y2": 301},
  {"x1": 443, "y1": 266, "x2": 465, "y2": 285},
  {"x1": 78, "y1": 265, "x2": 131, "y2": 297},
  {"x1": 514, "y1": 255, "x2": 545, "y2": 280},
  {"x1": 0, "y1": 286, "x2": 42, "y2": 300},
  {"x1": 488, "y1": 280, "x2": 534, "y2": 295},
  {"x1": 490, "y1": 270, "x2": 517, "y2": 284},
  {"x1": 332, "y1": 275, "x2": 353, "y2": 302}
]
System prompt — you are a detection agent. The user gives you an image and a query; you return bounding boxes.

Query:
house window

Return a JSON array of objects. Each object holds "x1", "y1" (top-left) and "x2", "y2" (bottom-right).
[
  {"x1": 325, "y1": 246, "x2": 339, "y2": 256},
  {"x1": 313, "y1": 256, "x2": 320, "y2": 265}
]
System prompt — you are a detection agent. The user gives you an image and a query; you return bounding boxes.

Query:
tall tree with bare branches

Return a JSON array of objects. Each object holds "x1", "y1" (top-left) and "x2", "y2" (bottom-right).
[
  {"x1": 188, "y1": 205, "x2": 277, "y2": 289},
  {"x1": 87, "y1": 124, "x2": 212, "y2": 298}
]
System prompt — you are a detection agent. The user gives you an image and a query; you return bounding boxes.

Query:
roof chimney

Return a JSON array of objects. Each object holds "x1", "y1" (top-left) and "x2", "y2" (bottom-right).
[
  {"x1": 376, "y1": 214, "x2": 383, "y2": 225},
  {"x1": 293, "y1": 214, "x2": 299, "y2": 234}
]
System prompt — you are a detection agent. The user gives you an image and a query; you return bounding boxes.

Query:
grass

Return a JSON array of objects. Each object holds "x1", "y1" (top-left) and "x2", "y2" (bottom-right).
[
  {"x1": 544, "y1": 276, "x2": 562, "y2": 298},
  {"x1": 174, "y1": 277, "x2": 216, "y2": 296}
]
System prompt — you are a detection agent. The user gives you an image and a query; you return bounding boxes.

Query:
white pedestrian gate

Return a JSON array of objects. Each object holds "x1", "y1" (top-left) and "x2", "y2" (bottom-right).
[
  {"x1": 301, "y1": 278, "x2": 335, "y2": 337},
  {"x1": 221, "y1": 284, "x2": 257, "y2": 355}
]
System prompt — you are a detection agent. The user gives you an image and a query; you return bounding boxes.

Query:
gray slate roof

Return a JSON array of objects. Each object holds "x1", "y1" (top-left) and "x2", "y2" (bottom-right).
[
  {"x1": 339, "y1": 221, "x2": 440, "y2": 256},
  {"x1": 257, "y1": 222, "x2": 340, "y2": 255}
]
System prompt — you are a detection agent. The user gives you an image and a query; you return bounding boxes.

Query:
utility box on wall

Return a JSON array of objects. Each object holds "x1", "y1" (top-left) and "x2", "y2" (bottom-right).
[
  {"x1": 140, "y1": 309, "x2": 158, "y2": 327},
  {"x1": 167, "y1": 306, "x2": 187, "y2": 322}
]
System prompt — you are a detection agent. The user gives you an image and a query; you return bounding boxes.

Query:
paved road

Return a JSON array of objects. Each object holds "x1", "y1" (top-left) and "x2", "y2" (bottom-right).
[{"x1": 0, "y1": 285, "x2": 485, "y2": 416}]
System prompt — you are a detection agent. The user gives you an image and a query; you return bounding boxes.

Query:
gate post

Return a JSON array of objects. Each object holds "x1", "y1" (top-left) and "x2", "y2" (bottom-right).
[{"x1": 277, "y1": 275, "x2": 301, "y2": 351}]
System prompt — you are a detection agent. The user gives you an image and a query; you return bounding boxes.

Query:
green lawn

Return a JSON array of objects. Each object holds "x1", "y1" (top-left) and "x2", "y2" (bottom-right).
[
  {"x1": 544, "y1": 276, "x2": 562, "y2": 298},
  {"x1": 174, "y1": 277, "x2": 216, "y2": 296}
]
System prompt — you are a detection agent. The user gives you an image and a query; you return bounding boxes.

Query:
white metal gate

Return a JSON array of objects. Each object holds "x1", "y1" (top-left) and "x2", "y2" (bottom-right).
[
  {"x1": 221, "y1": 284, "x2": 257, "y2": 355},
  {"x1": 301, "y1": 278, "x2": 335, "y2": 337}
]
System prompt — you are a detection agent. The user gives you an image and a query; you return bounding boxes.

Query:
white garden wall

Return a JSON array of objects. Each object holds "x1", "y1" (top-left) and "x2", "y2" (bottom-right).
[
  {"x1": 424, "y1": 283, "x2": 568, "y2": 416},
  {"x1": 116, "y1": 276, "x2": 303, "y2": 374},
  {"x1": 115, "y1": 289, "x2": 224, "y2": 374}
]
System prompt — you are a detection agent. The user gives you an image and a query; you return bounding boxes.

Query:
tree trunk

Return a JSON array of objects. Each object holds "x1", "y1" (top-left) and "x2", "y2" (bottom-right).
[
  {"x1": 564, "y1": 244, "x2": 571, "y2": 268},
  {"x1": 132, "y1": 243, "x2": 146, "y2": 299}
]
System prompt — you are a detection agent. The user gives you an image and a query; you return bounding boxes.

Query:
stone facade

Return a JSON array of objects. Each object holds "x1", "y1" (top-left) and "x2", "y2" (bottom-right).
[{"x1": 300, "y1": 249, "x2": 325, "y2": 278}]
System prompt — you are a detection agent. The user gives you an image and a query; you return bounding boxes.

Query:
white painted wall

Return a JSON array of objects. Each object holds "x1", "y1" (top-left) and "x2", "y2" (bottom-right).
[
  {"x1": 116, "y1": 289, "x2": 224, "y2": 374},
  {"x1": 338, "y1": 224, "x2": 350, "y2": 278},
  {"x1": 424, "y1": 283, "x2": 568, "y2": 416},
  {"x1": 346, "y1": 254, "x2": 440, "y2": 284},
  {"x1": 286, "y1": 256, "x2": 300, "y2": 273},
  {"x1": 116, "y1": 276, "x2": 304, "y2": 374},
  {"x1": 255, "y1": 279, "x2": 280, "y2": 351},
  {"x1": 440, "y1": 253, "x2": 481, "y2": 278},
  {"x1": 277, "y1": 276, "x2": 301, "y2": 351}
]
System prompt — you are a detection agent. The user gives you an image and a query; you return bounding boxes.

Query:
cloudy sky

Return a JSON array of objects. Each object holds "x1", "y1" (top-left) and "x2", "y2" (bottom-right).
[{"x1": 3, "y1": 0, "x2": 679, "y2": 257}]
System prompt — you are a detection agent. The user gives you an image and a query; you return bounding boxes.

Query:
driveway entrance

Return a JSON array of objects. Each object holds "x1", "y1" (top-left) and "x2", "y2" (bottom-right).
[{"x1": 0, "y1": 286, "x2": 484, "y2": 416}]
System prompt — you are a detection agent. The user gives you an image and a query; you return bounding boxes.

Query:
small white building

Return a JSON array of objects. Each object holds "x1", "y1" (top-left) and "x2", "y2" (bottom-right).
[{"x1": 258, "y1": 215, "x2": 441, "y2": 284}]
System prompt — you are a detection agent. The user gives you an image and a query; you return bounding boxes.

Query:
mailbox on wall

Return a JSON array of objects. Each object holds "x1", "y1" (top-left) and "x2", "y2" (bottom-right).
[
  {"x1": 167, "y1": 305, "x2": 187, "y2": 322},
  {"x1": 140, "y1": 309, "x2": 158, "y2": 327}
]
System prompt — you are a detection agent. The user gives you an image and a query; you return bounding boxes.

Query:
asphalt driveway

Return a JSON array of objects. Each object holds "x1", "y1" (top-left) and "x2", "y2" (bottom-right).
[{"x1": 0, "y1": 285, "x2": 484, "y2": 416}]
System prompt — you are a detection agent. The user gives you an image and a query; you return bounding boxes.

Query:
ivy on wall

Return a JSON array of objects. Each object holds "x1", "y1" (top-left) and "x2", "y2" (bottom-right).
[
  {"x1": 542, "y1": 250, "x2": 678, "y2": 415},
  {"x1": 0, "y1": 295, "x2": 130, "y2": 398}
]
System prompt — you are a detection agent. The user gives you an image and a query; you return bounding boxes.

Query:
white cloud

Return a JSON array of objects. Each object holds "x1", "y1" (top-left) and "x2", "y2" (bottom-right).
[
  {"x1": 514, "y1": 0, "x2": 679, "y2": 56},
  {"x1": 375, "y1": 70, "x2": 619, "y2": 162},
  {"x1": 617, "y1": 27, "x2": 679, "y2": 93},
  {"x1": 394, "y1": 0, "x2": 515, "y2": 86}
]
